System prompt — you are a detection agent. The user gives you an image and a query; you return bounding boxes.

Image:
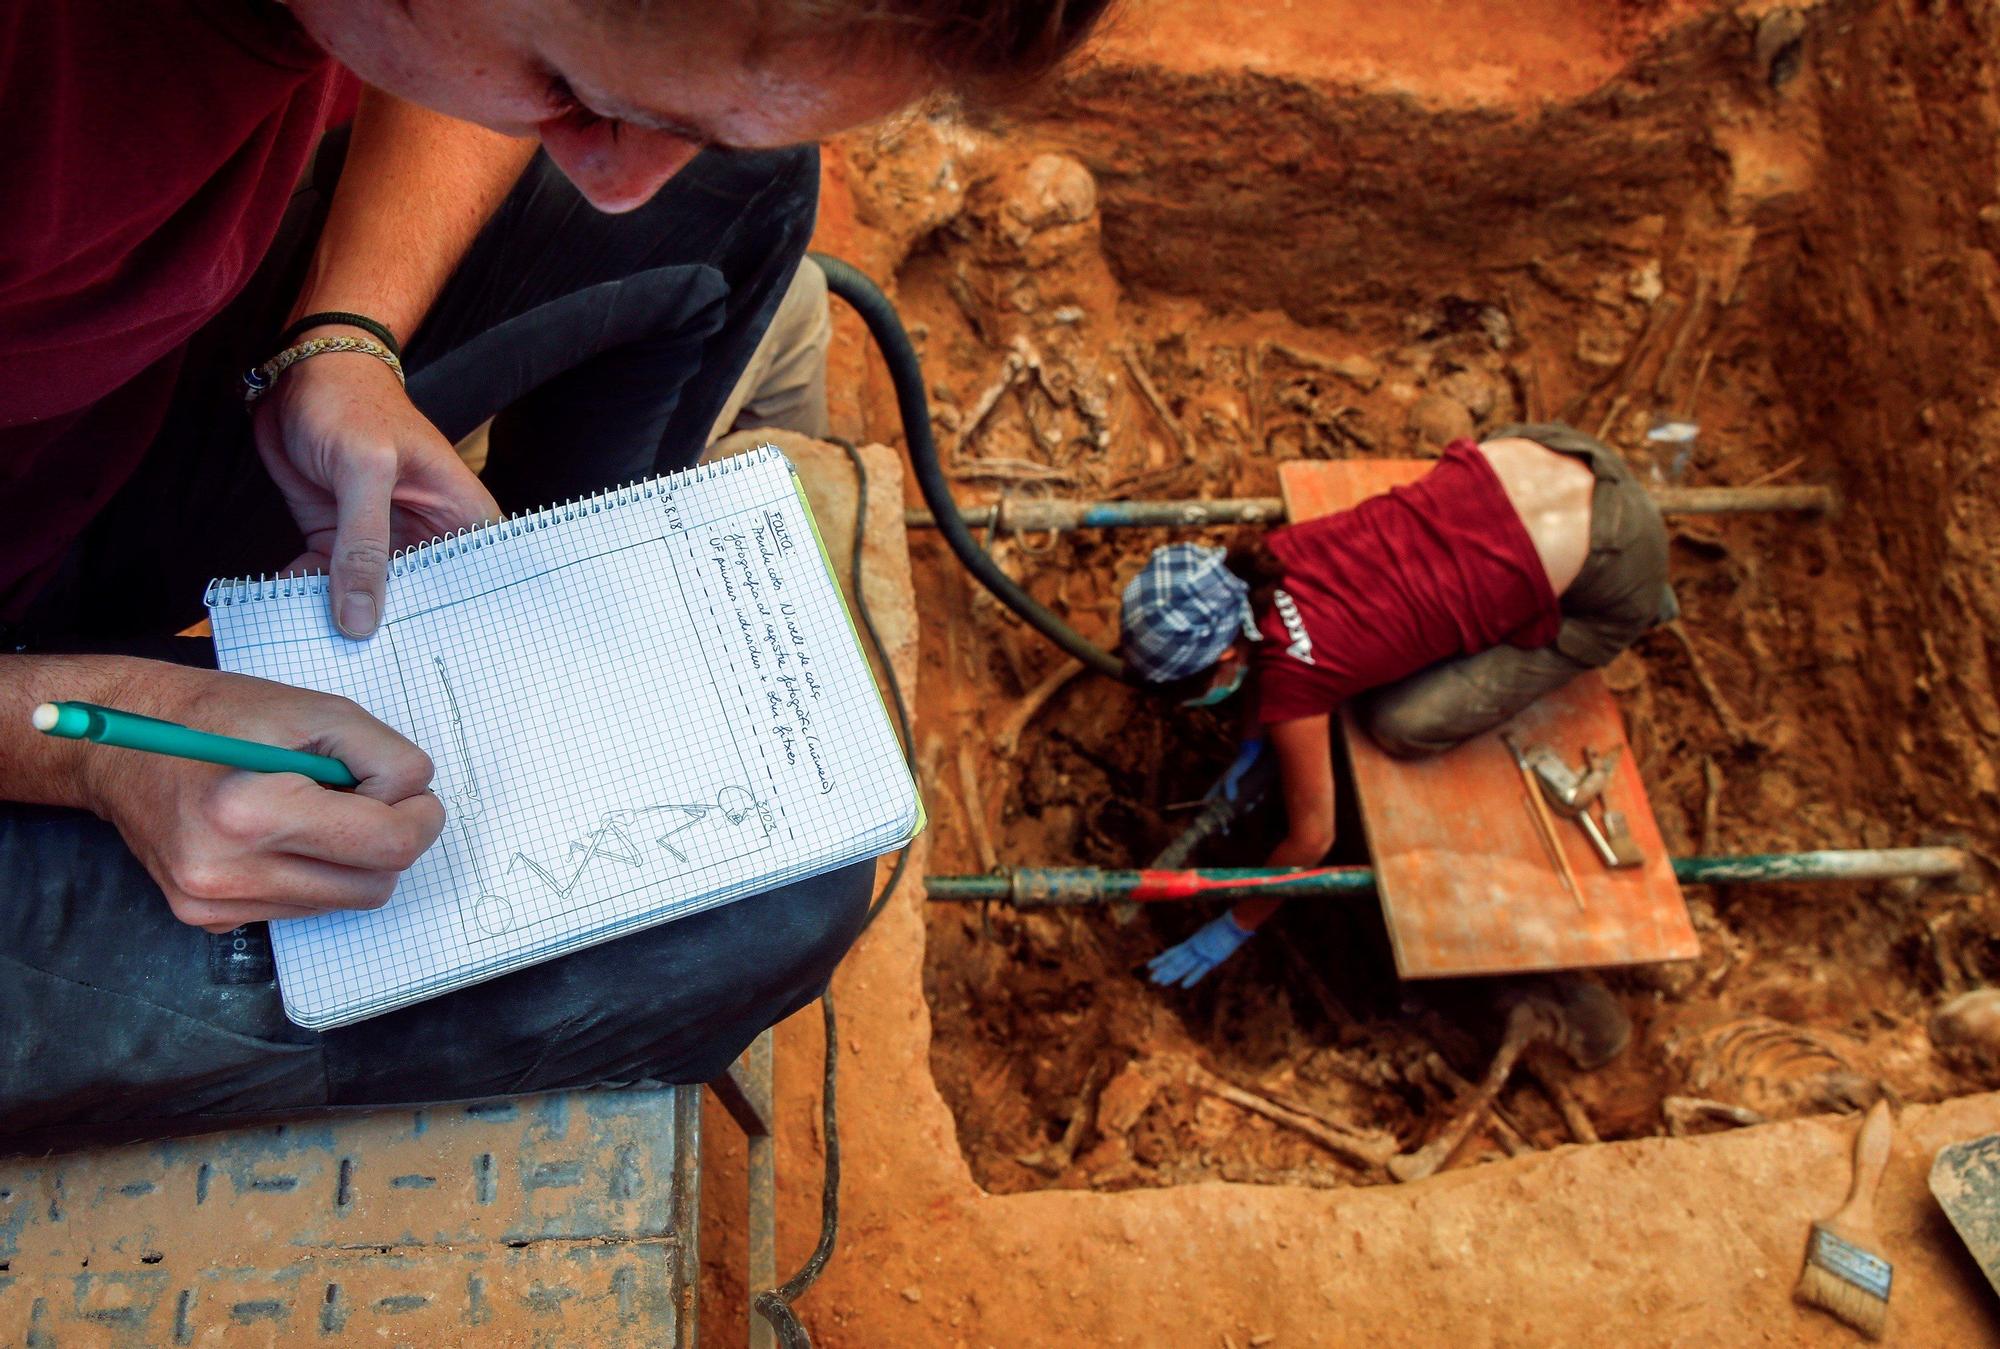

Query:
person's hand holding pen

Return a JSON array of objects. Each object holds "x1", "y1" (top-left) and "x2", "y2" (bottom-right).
[{"x1": 35, "y1": 661, "x2": 443, "y2": 933}]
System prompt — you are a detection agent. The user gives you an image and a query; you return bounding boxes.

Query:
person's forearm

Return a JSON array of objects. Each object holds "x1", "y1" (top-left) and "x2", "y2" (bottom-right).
[
  {"x1": 0, "y1": 654, "x2": 154, "y2": 810},
  {"x1": 1230, "y1": 831, "x2": 1335, "y2": 933},
  {"x1": 288, "y1": 89, "x2": 537, "y2": 343},
  {"x1": 1265, "y1": 831, "x2": 1332, "y2": 869}
]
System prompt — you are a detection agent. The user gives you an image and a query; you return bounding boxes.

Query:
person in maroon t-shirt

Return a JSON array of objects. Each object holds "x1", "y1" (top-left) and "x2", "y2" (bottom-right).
[
  {"x1": 0, "y1": 1, "x2": 1111, "y2": 1139},
  {"x1": 1122, "y1": 422, "x2": 1674, "y2": 988}
]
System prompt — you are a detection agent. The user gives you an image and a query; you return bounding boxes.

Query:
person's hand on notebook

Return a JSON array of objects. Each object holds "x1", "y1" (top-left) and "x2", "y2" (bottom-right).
[
  {"x1": 251, "y1": 351, "x2": 501, "y2": 642},
  {"x1": 79, "y1": 662, "x2": 444, "y2": 933}
]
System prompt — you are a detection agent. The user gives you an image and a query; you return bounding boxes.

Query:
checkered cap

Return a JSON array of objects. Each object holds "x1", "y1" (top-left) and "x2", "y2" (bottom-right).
[{"x1": 1120, "y1": 544, "x2": 1259, "y2": 683}]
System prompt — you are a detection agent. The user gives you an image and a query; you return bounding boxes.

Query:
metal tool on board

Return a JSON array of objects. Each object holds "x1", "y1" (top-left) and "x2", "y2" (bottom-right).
[
  {"x1": 1524, "y1": 744, "x2": 1645, "y2": 869},
  {"x1": 1501, "y1": 732, "x2": 1585, "y2": 906}
]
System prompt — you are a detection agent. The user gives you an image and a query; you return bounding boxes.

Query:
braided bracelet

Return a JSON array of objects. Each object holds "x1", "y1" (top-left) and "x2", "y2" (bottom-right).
[
  {"x1": 242, "y1": 335, "x2": 406, "y2": 403},
  {"x1": 280, "y1": 310, "x2": 402, "y2": 361}
]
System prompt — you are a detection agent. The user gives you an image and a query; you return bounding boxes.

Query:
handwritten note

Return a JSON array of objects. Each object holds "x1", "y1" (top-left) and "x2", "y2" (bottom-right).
[{"x1": 707, "y1": 508, "x2": 833, "y2": 795}]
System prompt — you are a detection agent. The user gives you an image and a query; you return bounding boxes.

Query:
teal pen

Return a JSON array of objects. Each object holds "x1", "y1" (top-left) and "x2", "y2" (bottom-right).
[{"x1": 32, "y1": 700, "x2": 359, "y2": 789}]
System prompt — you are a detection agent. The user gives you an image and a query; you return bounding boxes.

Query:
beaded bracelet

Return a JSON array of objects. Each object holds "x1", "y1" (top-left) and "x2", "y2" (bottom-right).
[{"x1": 242, "y1": 335, "x2": 406, "y2": 403}]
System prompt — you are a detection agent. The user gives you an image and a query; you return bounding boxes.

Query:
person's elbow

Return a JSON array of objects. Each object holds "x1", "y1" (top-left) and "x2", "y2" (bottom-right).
[
  {"x1": 1280, "y1": 812, "x2": 1336, "y2": 864},
  {"x1": 1291, "y1": 827, "x2": 1336, "y2": 862}
]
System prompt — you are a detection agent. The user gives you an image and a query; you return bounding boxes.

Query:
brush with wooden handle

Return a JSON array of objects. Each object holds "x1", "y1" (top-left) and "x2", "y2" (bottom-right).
[{"x1": 1795, "y1": 1097, "x2": 1895, "y2": 1339}]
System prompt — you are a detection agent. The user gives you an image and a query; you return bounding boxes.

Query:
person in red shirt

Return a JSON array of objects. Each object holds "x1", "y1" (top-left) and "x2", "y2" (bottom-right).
[
  {"x1": 1123, "y1": 422, "x2": 1673, "y2": 988},
  {"x1": 0, "y1": 0, "x2": 1110, "y2": 1139}
]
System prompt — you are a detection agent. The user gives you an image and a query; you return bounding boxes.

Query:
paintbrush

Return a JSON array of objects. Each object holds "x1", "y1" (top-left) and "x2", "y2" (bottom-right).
[{"x1": 1795, "y1": 1098, "x2": 1895, "y2": 1340}]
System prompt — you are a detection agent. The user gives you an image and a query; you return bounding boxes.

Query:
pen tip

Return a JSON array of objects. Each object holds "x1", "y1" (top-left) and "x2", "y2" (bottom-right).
[{"x1": 31, "y1": 703, "x2": 58, "y2": 732}]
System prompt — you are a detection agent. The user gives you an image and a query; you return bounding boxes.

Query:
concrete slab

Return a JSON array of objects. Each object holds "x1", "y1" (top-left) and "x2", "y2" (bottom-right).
[{"x1": 0, "y1": 1089, "x2": 700, "y2": 1346}]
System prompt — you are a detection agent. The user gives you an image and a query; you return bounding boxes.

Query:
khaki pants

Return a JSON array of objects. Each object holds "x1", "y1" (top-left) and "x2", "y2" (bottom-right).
[
  {"x1": 459, "y1": 259, "x2": 831, "y2": 474},
  {"x1": 1360, "y1": 422, "x2": 1674, "y2": 758},
  {"x1": 706, "y1": 257, "x2": 831, "y2": 444}
]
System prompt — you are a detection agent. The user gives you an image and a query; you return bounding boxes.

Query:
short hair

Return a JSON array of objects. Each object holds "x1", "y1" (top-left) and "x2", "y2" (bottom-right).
[{"x1": 720, "y1": 1, "x2": 1119, "y2": 108}]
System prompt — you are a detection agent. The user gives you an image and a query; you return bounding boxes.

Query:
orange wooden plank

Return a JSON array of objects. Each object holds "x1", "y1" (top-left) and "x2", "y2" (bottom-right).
[{"x1": 1278, "y1": 459, "x2": 1699, "y2": 979}]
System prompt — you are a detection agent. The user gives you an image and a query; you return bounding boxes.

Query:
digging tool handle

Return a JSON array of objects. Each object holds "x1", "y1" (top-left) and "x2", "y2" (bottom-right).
[{"x1": 1833, "y1": 1099, "x2": 1895, "y2": 1232}]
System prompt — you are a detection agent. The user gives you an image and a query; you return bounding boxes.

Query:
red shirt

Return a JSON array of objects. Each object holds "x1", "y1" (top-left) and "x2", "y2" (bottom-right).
[
  {"x1": 1254, "y1": 441, "x2": 1561, "y2": 724},
  {"x1": 0, "y1": 1, "x2": 342, "y2": 620}
]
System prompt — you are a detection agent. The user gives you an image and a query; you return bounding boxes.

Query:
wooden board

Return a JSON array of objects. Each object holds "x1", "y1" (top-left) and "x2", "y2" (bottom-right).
[{"x1": 1279, "y1": 459, "x2": 1700, "y2": 979}]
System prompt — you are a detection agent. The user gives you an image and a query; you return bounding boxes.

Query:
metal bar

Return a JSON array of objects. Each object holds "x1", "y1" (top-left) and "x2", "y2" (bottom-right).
[
  {"x1": 929, "y1": 865, "x2": 1378, "y2": 905},
  {"x1": 1647, "y1": 484, "x2": 1837, "y2": 515},
  {"x1": 905, "y1": 497, "x2": 1287, "y2": 532},
  {"x1": 671, "y1": 1085, "x2": 705, "y2": 1349},
  {"x1": 904, "y1": 484, "x2": 1836, "y2": 534},
  {"x1": 707, "y1": 1032, "x2": 777, "y2": 1349},
  {"x1": 743, "y1": 1032, "x2": 776, "y2": 1349},
  {"x1": 1670, "y1": 847, "x2": 1968, "y2": 884},
  {"x1": 923, "y1": 847, "x2": 1969, "y2": 904}
]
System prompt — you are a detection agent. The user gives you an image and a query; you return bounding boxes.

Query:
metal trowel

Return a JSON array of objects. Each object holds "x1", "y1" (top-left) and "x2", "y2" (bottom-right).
[{"x1": 1524, "y1": 744, "x2": 1645, "y2": 869}]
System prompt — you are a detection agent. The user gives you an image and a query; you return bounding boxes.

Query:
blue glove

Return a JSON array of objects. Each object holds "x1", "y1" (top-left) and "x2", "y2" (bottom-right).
[
  {"x1": 1214, "y1": 737, "x2": 1267, "y2": 804},
  {"x1": 1147, "y1": 913, "x2": 1256, "y2": 988}
]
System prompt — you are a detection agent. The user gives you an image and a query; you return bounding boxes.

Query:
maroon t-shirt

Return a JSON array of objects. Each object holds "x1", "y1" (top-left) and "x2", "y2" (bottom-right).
[
  {"x1": 1253, "y1": 441, "x2": 1561, "y2": 725},
  {"x1": 0, "y1": 0, "x2": 342, "y2": 619}
]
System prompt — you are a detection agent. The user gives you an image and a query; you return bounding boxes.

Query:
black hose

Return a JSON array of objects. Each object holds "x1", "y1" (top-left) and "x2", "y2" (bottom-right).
[
  {"x1": 751, "y1": 991, "x2": 839, "y2": 1349},
  {"x1": 811, "y1": 253, "x2": 1131, "y2": 684},
  {"x1": 838, "y1": 439, "x2": 916, "y2": 934}
]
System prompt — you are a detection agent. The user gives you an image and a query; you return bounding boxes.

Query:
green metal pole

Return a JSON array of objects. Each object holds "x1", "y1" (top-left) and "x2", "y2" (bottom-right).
[
  {"x1": 1667, "y1": 848, "x2": 1968, "y2": 884},
  {"x1": 903, "y1": 485, "x2": 1836, "y2": 534},
  {"x1": 922, "y1": 847, "x2": 1969, "y2": 907}
]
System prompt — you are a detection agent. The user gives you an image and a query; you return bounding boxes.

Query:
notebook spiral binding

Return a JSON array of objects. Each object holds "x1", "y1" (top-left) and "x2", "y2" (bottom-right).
[{"x1": 203, "y1": 445, "x2": 785, "y2": 607}]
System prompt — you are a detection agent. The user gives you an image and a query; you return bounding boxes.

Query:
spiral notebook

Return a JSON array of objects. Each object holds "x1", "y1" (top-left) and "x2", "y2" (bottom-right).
[{"x1": 206, "y1": 445, "x2": 921, "y2": 1029}]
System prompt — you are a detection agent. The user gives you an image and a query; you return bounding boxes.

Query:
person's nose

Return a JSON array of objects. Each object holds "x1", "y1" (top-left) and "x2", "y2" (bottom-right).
[{"x1": 537, "y1": 120, "x2": 704, "y2": 213}]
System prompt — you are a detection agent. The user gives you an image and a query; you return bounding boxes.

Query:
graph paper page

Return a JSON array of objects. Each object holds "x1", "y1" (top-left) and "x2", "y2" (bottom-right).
[{"x1": 208, "y1": 447, "x2": 916, "y2": 1028}]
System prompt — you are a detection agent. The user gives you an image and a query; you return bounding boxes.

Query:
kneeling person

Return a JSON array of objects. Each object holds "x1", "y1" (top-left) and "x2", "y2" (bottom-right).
[{"x1": 1125, "y1": 423, "x2": 1673, "y2": 986}]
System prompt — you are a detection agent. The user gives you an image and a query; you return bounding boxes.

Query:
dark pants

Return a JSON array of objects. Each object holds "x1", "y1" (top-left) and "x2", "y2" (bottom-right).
[
  {"x1": 1359, "y1": 422, "x2": 1675, "y2": 758},
  {"x1": 1, "y1": 141, "x2": 872, "y2": 1142}
]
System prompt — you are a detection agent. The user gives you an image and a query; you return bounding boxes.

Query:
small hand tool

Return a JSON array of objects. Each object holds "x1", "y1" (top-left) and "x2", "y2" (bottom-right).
[
  {"x1": 1796, "y1": 1099, "x2": 1895, "y2": 1339},
  {"x1": 1502, "y1": 732, "x2": 1584, "y2": 907},
  {"x1": 1525, "y1": 744, "x2": 1644, "y2": 868}
]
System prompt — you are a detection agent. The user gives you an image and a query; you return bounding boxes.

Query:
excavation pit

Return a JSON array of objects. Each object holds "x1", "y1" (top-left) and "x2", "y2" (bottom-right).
[{"x1": 817, "y1": 0, "x2": 2000, "y2": 1198}]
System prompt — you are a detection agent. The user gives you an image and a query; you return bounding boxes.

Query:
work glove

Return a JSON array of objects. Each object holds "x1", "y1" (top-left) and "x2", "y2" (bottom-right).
[
  {"x1": 1146, "y1": 912, "x2": 1255, "y2": 988},
  {"x1": 1214, "y1": 737, "x2": 1267, "y2": 804}
]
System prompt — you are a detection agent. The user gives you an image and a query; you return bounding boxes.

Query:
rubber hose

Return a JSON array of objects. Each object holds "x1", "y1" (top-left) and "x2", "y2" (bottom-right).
[{"x1": 811, "y1": 253, "x2": 1132, "y2": 683}]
